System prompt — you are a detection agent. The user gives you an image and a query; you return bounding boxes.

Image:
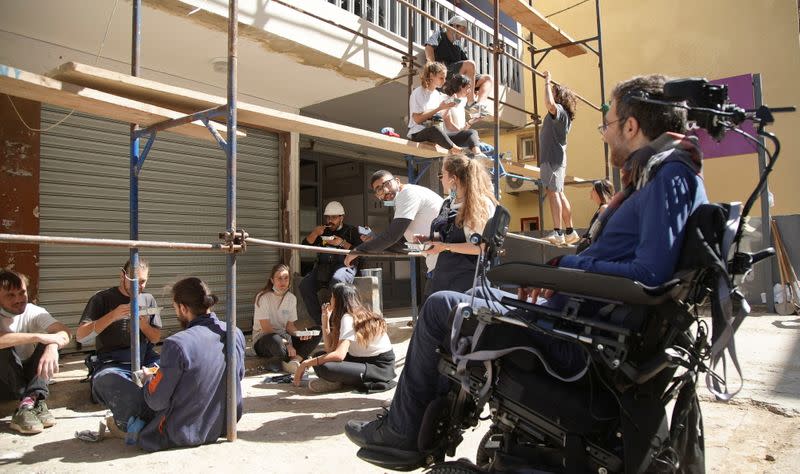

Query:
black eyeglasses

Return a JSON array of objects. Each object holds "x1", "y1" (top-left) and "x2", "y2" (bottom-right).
[
  {"x1": 437, "y1": 172, "x2": 443, "y2": 179},
  {"x1": 597, "y1": 117, "x2": 625, "y2": 135},
  {"x1": 372, "y1": 178, "x2": 395, "y2": 197}
]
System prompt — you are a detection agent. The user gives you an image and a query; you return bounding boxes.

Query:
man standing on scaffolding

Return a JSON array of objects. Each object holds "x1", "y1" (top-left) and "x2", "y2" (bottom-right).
[
  {"x1": 424, "y1": 15, "x2": 493, "y2": 117},
  {"x1": 540, "y1": 71, "x2": 579, "y2": 246}
]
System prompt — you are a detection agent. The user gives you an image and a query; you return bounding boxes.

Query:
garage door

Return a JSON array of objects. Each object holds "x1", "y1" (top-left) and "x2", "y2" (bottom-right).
[{"x1": 37, "y1": 105, "x2": 280, "y2": 343}]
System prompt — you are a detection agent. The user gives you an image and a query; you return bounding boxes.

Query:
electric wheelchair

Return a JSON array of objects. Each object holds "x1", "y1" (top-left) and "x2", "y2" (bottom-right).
[{"x1": 353, "y1": 79, "x2": 787, "y2": 473}]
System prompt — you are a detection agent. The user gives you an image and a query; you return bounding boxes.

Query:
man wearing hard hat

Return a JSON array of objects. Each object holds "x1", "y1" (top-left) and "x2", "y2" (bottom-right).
[{"x1": 299, "y1": 201, "x2": 363, "y2": 326}]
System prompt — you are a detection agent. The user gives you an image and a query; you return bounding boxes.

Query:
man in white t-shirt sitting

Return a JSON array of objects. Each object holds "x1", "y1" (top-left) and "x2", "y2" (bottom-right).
[
  {"x1": 344, "y1": 170, "x2": 444, "y2": 299},
  {"x1": 0, "y1": 270, "x2": 71, "y2": 434}
]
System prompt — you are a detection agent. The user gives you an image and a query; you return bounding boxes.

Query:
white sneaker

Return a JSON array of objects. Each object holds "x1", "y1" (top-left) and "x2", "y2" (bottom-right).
[
  {"x1": 308, "y1": 378, "x2": 343, "y2": 393},
  {"x1": 281, "y1": 359, "x2": 301, "y2": 373},
  {"x1": 564, "y1": 230, "x2": 580, "y2": 245},
  {"x1": 544, "y1": 231, "x2": 565, "y2": 245}
]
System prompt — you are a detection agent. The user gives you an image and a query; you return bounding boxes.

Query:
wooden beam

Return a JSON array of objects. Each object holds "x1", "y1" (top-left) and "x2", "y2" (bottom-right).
[
  {"x1": 0, "y1": 65, "x2": 239, "y2": 143},
  {"x1": 497, "y1": 0, "x2": 588, "y2": 57},
  {"x1": 499, "y1": 159, "x2": 589, "y2": 186},
  {"x1": 51, "y1": 62, "x2": 449, "y2": 158}
]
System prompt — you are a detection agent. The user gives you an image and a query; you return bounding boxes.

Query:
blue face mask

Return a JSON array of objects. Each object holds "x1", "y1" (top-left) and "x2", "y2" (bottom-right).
[{"x1": 382, "y1": 200, "x2": 395, "y2": 207}]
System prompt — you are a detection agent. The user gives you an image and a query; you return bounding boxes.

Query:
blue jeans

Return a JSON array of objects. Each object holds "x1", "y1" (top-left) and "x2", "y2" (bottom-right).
[
  {"x1": 92, "y1": 363, "x2": 155, "y2": 429},
  {"x1": 386, "y1": 290, "x2": 586, "y2": 439},
  {"x1": 299, "y1": 265, "x2": 356, "y2": 325}
]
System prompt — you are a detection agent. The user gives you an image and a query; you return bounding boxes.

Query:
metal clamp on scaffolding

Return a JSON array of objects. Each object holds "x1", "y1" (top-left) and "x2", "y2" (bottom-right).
[
  {"x1": 219, "y1": 229, "x2": 249, "y2": 253},
  {"x1": 490, "y1": 38, "x2": 507, "y2": 55}
]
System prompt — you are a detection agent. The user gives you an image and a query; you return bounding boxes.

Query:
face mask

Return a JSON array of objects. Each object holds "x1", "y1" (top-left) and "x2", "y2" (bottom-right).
[
  {"x1": 0, "y1": 307, "x2": 19, "y2": 319},
  {"x1": 273, "y1": 287, "x2": 288, "y2": 296},
  {"x1": 382, "y1": 200, "x2": 395, "y2": 207}
]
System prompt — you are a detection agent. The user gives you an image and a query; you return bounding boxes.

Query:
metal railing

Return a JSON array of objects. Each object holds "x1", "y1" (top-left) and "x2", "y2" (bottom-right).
[{"x1": 327, "y1": 0, "x2": 521, "y2": 92}]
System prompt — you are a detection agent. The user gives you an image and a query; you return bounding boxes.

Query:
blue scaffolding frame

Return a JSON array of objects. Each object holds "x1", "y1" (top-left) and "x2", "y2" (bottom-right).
[{"x1": 126, "y1": 0, "x2": 241, "y2": 440}]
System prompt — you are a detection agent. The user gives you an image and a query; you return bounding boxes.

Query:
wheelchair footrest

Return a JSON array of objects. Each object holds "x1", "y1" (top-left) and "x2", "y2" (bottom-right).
[{"x1": 356, "y1": 446, "x2": 427, "y2": 472}]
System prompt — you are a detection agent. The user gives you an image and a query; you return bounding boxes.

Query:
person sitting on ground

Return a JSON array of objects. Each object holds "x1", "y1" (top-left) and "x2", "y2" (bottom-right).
[
  {"x1": 75, "y1": 258, "x2": 161, "y2": 432},
  {"x1": 425, "y1": 14, "x2": 493, "y2": 116},
  {"x1": 344, "y1": 170, "x2": 443, "y2": 299},
  {"x1": 0, "y1": 270, "x2": 71, "y2": 435},
  {"x1": 293, "y1": 283, "x2": 395, "y2": 394},
  {"x1": 540, "y1": 70, "x2": 580, "y2": 246},
  {"x1": 407, "y1": 62, "x2": 487, "y2": 159},
  {"x1": 421, "y1": 155, "x2": 497, "y2": 295},
  {"x1": 576, "y1": 179, "x2": 615, "y2": 252},
  {"x1": 253, "y1": 263, "x2": 320, "y2": 373},
  {"x1": 137, "y1": 277, "x2": 245, "y2": 451},
  {"x1": 300, "y1": 201, "x2": 363, "y2": 328},
  {"x1": 344, "y1": 74, "x2": 708, "y2": 461}
]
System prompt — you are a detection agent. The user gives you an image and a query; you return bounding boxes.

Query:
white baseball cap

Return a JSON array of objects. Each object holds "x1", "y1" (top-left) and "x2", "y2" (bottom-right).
[{"x1": 323, "y1": 201, "x2": 345, "y2": 216}]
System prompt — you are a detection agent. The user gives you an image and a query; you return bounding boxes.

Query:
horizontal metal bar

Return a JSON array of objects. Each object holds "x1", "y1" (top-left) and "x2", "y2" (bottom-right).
[
  {"x1": 245, "y1": 237, "x2": 423, "y2": 259},
  {"x1": 395, "y1": 0, "x2": 489, "y2": 52},
  {"x1": 0, "y1": 233, "x2": 222, "y2": 251},
  {"x1": 136, "y1": 105, "x2": 228, "y2": 137}
]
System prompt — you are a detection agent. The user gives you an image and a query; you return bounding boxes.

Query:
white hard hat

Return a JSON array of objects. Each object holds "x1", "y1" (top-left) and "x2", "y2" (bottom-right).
[
  {"x1": 448, "y1": 15, "x2": 468, "y2": 28},
  {"x1": 323, "y1": 201, "x2": 345, "y2": 216}
]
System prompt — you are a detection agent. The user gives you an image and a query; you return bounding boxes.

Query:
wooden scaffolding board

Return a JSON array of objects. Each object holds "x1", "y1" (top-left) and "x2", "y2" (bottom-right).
[
  {"x1": 0, "y1": 65, "x2": 236, "y2": 142},
  {"x1": 498, "y1": 0, "x2": 588, "y2": 57},
  {"x1": 51, "y1": 62, "x2": 449, "y2": 158},
  {"x1": 500, "y1": 159, "x2": 588, "y2": 186}
]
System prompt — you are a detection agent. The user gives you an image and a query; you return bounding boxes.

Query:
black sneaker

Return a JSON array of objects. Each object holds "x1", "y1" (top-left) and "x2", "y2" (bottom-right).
[{"x1": 345, "y1": 413, "x2": 415, "y2": 452}]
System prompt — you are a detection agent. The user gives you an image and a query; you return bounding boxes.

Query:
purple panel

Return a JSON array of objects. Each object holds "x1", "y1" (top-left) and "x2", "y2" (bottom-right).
[{"x1": 690, "y1": 74, "x2": 757, "y2": 159}]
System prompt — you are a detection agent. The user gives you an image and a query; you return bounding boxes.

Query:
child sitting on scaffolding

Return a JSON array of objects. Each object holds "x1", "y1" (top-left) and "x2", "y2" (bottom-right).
[{"x1": 407, "y1": 62, "x2": 488, "y2": 160}]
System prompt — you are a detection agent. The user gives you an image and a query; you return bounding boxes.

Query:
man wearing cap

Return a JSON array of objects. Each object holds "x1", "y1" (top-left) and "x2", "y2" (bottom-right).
[
  {"x1": 424, "y1": 15, "x2": 493, "y2": 116},
  {"x1": 300, "y1": 201, "x2": 363, "y2": 326}
]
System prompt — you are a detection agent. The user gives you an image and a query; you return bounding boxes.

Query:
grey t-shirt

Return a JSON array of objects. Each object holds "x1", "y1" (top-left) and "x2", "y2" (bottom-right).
[{"x1": 539, "y1": 103, "x2": 571, "y2": 168}]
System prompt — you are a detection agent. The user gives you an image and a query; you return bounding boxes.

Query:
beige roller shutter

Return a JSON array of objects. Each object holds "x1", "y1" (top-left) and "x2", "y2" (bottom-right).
[{"x1": 37, "y1": 105, "x2": 280, "y2": 344}]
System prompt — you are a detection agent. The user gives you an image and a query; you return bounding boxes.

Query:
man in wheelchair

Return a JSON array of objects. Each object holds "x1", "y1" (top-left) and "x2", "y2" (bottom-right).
[{"x1": 345, "y1": 74, "x2": 769, "y2": 473}]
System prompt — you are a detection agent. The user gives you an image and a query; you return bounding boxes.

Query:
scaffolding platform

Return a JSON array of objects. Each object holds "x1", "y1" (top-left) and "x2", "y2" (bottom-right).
[
  {"x1": 50, "y1": 62, "x2": 449, "y2": 159},
  {"x1": 0, "y1": 64, "x2": 239, "y2": 142},
  {"x1": 498, "y1": 0, "x2": 588, "y2": 57}
]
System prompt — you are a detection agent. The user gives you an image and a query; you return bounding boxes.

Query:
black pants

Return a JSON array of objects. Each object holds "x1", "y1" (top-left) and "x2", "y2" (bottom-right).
[
  {"x1": 411, "y1": 127, "x2": 479, "y2": 150},
  {"x1": 0, "y1": 344, "x2": 49, "y2": 401},
  {"x1": 253, "y1": 333, "x2": 320, "y2": 361},
  {"x1": 312, "y1": 349, "x2": 396, "y2": 390}
]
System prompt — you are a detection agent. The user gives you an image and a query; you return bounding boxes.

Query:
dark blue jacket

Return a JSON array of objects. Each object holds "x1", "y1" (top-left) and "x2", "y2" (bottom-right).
[
  {"x1": 559, "y1": 161, "x2": 707, "y2": 286},
  {"x1": 139, "y1": 313, "x2": 245, "y2": 452}
]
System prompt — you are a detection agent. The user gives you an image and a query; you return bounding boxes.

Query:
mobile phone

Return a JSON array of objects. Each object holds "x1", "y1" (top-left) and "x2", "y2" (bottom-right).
[{"x1": 294, "y1": 330, "x2": 321, "y2": 337}]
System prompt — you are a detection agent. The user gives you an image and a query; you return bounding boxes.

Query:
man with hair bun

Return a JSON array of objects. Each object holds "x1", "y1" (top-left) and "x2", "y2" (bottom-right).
[{"x1": 137, "y1": 277, "x2": 245, "y2": 451}]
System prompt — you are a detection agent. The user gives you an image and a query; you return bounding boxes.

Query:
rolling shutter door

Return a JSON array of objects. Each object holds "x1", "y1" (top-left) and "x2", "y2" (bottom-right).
[{"x1": 37, "y1": 105, "x2": 280, "y2": 342}]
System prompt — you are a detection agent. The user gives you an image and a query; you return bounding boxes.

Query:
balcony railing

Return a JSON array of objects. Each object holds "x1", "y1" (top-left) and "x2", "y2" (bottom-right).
[{"x1": 326, "y1": 0, "x2": 522, "y2": 92}]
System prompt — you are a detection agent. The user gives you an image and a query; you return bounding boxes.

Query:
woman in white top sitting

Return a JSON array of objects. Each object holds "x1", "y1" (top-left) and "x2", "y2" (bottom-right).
[
  {"x1": 292, "y1": 283, "x2": 396, "y2": 393},
  {"x1": 408, "y1": 62, "x2": 485, "y2": 158},
  {"x1": 252, "y1": 264, "x2": 320, "y2": 373},
  {"x1": 423, "y1": 154, "x2": 498, "y2": 295},
  {"x1": 442, "y1": 73, "x2": 485, "y2": 136}
]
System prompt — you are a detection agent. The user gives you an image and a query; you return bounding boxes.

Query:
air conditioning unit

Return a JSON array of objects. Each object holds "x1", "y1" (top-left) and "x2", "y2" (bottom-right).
[{"x1": 502, "y1": 175, "x2": 537, "y2": 194}]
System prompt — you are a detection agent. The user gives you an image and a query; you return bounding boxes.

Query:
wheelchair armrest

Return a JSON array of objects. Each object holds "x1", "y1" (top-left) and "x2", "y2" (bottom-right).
[{"x1": 487, "y1": 262, "x2": 680, "y2": 305}]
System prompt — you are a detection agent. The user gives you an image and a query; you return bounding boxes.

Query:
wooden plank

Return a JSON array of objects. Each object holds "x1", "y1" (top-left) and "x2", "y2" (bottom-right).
[
  {"x1": 497, "y1": 0, "x2": 587, "y2": 57},
  {"x1": 51, "y1": 62, "x2": 449, "y2": 158},
  {"x1": 0, "y1": 65, "x2": 237, "y2": 143},
  {"x1": 499, "y1": 159, "x2": 589, "y2": 186}
]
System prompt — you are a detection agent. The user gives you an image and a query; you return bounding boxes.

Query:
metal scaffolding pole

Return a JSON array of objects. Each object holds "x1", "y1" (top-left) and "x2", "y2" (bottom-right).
[
  {"x1": 129, "y1": 0, "x2": 142, "y2": 376},
  {"x1": 224, "y1": 0, "x2": 239, "y2": 442}
]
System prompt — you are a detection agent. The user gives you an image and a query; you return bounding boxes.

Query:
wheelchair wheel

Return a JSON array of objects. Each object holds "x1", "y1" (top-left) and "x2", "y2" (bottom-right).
[
  {"x1": 475, "y1": 428, "x2": 499, "y2": 469},
  {"x1": 427, "y1": 459, "x2": 485, "y2": 473}
]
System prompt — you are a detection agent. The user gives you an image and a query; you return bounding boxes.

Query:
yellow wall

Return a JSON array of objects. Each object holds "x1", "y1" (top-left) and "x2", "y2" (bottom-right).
[{"x1": 501, "y1": 0, "x2": 800, "y2": 228}]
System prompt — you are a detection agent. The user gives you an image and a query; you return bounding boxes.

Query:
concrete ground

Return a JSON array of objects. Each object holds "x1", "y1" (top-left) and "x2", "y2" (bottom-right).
[{"x1": 1, "y1": 311, "x2": 799, "y2": 473}]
